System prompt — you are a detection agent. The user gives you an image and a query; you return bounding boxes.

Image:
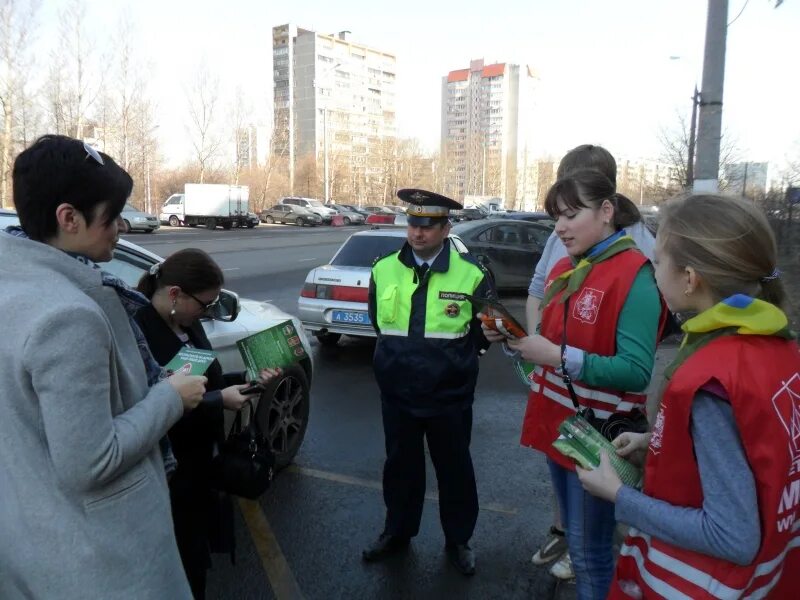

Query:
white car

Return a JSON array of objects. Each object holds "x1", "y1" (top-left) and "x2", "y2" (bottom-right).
[
  {"x1": 279, "y1": 197, "x2": 338, "y2": 224},
  {"x1": 1, "y1": 210, "x2": 311, "y2": 468},
  {"x1": 298, "y1": 229, "x2": 470, "y2": 346}
]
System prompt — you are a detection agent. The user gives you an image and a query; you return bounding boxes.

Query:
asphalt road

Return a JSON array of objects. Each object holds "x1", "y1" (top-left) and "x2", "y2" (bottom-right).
[{"x1": 122, "y1": 224, "x2": 582, "y2": 599}]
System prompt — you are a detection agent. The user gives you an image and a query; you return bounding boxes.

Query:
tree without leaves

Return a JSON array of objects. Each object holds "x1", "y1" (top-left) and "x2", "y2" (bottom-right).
[
  {"x1": 0, "y1": 0, "x2": 39, "y2": 208},
  {"x1": 185, "y1": 61, "x2": 222, "y2": 184}
]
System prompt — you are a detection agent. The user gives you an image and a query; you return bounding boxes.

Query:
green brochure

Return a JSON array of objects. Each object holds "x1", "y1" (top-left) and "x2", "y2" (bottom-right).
[
  {"x1": 513, "y1": 358, "x2": 537, "y2": 387},
  {"x1": 164, "y1": 347, "x2": 217, "y2": 376},
  {"x1": 553, "y1": 414, "x2": 643, "y2": 489},
  {"x1": 236, "y1": 320, "x2": 308, "y2": 381}
]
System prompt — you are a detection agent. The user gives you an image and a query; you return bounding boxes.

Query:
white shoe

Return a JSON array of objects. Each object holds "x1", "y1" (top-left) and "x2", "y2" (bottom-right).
[
  {"x1": 549, "y1": 552, "x2": 574, "y2": 580},
  {"x1": 531, "y1": 526, "x2": 568, "y2": 565}
]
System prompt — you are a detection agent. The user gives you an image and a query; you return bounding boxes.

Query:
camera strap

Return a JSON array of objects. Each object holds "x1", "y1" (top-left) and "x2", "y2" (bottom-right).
[{"x1": 560, "y1": 296, "x2": 591, "y2": 418}]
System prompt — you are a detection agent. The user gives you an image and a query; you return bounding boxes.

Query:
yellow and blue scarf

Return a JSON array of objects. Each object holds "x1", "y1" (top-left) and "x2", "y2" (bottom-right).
[{"x1": 665, "y1": 294, "x2": 794, "y2": 379}]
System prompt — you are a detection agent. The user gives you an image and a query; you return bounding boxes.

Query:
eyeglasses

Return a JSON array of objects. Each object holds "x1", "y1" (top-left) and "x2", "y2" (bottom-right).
[
  {"x1": 83, "y1": 141, "x2": 105, "y2": 166},
  {"x1": 185, "y1": 291, "x2": 219, "y2": 311}
]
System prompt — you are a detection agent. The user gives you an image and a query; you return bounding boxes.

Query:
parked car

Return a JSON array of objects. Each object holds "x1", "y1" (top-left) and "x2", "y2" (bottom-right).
[
  {"x1": 240, "y1": 212, "x2": 260, "y2": 228},
  {"x1": 279, "y1": 197, "x2": 337, "y2": 224},
  {"x1": 328, "y1": 203, "x2": 370, "y2": 217},
  {"x1": 298, "y1": 229, "x2": 470, "y2": 346},
  {"x1": 121, "y1": 203, "x2": 160, "y2": 233},
  {"x1": 365, "y1": 212, "x2": 408, "y2": 227},
  {"x1": 1, "y1": 209, "x2": 313, "y2": 466},
  {"x1": 453, "y1": 207, "x2": 489, "y2": 222},
  {"x1": 363, "y1": 205, "x2": 397, "y2": 215},
  {"x1": 451, "y1": 219, "x2": 551, "y2": 290},
  {"x1": 260, "y1": 204, "x2": 323, "y2": 227},
  {"x1": 490, "y1": 211, "x2": 555, "y2": 228},
  {"x1": 326, "y1": 204, "x2": 366, "y2": 225}
]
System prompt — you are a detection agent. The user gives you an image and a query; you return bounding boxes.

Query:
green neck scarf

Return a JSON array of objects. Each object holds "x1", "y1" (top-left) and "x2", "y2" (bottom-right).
[
  {"x1": 542, "y1": 234, "x2": 637, "y2": 308},
  {"x1": 664, "y1": 294, "x2": 794, "y2": 380}
]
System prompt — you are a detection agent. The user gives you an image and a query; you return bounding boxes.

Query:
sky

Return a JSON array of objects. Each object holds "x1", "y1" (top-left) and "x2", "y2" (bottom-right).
[{"x1": 35, "y1": 0, "x2": 800, "y2": 175}]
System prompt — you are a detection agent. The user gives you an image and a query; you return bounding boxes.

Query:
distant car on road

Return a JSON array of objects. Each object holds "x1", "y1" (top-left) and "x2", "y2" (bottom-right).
[
  {"x1": 260, "y1": 204, "x2": 323, "y2": 227},
  {"x1": 121, "y1": 203, "x2": 160, "y2": 233},
  {"x1": 298, "y1": 229, "x2": 470, "y2": 346},
  {"x1": 453, "y1": 207, "x2": 489, "y2": 222},
  {"x1": 239, "y1": 212, "x2": 259, "y2": 228},
  {"x1": 452, "y1": 219, "x2": 551, "y2": 290}
]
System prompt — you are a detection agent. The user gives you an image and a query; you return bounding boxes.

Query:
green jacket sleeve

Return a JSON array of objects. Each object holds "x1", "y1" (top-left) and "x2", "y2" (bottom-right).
[{"x1": 578, "y1": 265, "x2": 661, "y2": 392}]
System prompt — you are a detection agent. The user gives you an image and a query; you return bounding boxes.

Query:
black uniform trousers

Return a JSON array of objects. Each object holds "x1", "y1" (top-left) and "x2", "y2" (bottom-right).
[{"x1": 381, "y1": 400, "x2": 479, "y2": 545}]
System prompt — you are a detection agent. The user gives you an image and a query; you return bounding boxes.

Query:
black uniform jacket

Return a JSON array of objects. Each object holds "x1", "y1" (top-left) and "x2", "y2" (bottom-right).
[{"x1": 368, "y1": 239, "x2": 494, "y2": 416}]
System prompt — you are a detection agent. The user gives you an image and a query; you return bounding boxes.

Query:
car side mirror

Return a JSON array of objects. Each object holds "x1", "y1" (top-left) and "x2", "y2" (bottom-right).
[
  {"x1": 476, "y1": 254, "x2": 491, "y2": 267},
  {"x1": 206, "y1": 289, "x2": 241, "y2": 322}
]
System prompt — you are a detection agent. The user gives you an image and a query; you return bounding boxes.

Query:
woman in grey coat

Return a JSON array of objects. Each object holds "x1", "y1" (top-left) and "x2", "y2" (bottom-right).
[{"x1": 0, "y1": 135, "x2": 207, "y2": 599}]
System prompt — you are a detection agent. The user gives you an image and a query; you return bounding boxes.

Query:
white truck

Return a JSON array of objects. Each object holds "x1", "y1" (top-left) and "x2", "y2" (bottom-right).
[{"x1": 160, "y1": 184, "x2": 250, "y2": 230}]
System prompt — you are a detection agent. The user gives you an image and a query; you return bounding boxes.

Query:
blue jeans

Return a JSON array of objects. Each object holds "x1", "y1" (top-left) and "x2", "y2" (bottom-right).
[{"x1": 547, "y1": 459, "x2": 616, "y2": 600}]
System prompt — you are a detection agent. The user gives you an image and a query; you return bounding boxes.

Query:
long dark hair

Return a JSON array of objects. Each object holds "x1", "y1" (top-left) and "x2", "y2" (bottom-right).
[
  {"x1": 544, "y1": 168, "x2": 641, "y2": 229},
  {"x1": 137, "y1": 248, "x2": 224, "y2": 299}
]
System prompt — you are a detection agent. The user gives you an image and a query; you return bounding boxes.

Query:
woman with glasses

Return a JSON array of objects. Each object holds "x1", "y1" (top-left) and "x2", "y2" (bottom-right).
[{"x1": 135, "y1": 248, "x2": 279, "y2": 599}]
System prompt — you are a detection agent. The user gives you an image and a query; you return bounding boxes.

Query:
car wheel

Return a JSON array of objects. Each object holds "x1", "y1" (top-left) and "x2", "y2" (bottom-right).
[
  {"x1": 265, "y1": 215, "x2": 274, "y2": 224},
  {"x1": 255, "y1": 364, "x2": 310, "y2": 470},
  {"x1": 222, "y1": 222, "x2": 233, "y2": 230},
  {"x1": 315, "y1": 331, "x2": 341, "y2": 347},
  {"x1": 122, "y1": 219, "x2": 131, "y2": 233},
  {"x1": 168, "y1": 215, "x2": 180, "y2": 227},
  {"x1": 206, "y1": 218, "x2": 217, "y2": 230},
  {"x1": 296, "y1": 217, "x2": 305, "y2": 226},
  {"x1": 343, "y1": 217, "x2": 351, "y2": 225},
  {"x1": 247, "y1": 222, "x2": 255, "y2": 228}
]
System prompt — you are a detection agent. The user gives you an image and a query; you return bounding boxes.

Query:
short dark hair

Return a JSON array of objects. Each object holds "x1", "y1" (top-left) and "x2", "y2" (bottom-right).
[
  {"x1": 557, "y1": 144, "x2": 617, "y2": 183},
  {"x1": 12, "y1": 134, "x2": 133, "y2": 241},
  {"x1": 137, "y1": 248, "x2": 224, "y2": 299},
  {"x1": 544, "y1": 168, "x2": 640, "y2": 229}
]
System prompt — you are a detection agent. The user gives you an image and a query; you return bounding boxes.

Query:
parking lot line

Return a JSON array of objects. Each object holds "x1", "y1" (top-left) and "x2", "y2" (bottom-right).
[
  {"x1": 287, "y1": 465, "x2": 518, "y2": 516},
  {"x1": 238, "y1": 498, "x2": 306, "y2": 600}
]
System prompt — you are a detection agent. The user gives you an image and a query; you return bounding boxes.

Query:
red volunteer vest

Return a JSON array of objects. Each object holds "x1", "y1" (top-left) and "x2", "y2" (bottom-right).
[
  {"x1": 612, "y1": 335, "x2": 800, "y2": 600},
  {"x1": 520, "y1": 249, "x2": 658, "y2": 470}
]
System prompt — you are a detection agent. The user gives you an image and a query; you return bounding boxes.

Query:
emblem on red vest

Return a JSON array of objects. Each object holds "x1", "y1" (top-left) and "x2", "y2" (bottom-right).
[
  {"x1": 573, "y1": 287, "x2": 604, "y2": 324},
  {"x1": 772, "y1": 372, "x2": 800, "y2": 475},
  {"x1": 649, "y1": 404, "x2": 666, "y2": 456}
]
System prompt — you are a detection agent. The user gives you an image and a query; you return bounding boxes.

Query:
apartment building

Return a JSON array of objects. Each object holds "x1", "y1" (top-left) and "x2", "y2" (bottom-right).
[
  {"x1": 724, "y1": 161, "x2": 769, "y2": 197},
  {"x1": 272, "y1": 24, "x2": 397, "y2": 199},
  {"x1": 440, "y1": 59, "x2": 535, "y2": 204}
]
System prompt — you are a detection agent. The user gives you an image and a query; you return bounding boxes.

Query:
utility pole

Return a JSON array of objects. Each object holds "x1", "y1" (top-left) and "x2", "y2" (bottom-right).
[
  {"x1": 687, "y1": 86, "x2": 700, "y2": 189},
  {"x1": 694, "y1": 0, "x2": 729, "y2": 193}
]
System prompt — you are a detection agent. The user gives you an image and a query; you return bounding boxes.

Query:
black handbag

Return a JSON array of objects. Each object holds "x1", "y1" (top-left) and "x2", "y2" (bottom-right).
[
  {"x1": 209, "y1": 400, "x2": 275, "y2": 499},
  {"x1": 560, "y1": 297, "x2": 649, "y2": 441}
]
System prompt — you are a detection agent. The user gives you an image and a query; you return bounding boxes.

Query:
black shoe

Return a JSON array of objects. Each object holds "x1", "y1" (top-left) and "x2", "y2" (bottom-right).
[
  {"x1": 446, "y1": 543, "x2": 476, "y2": 576},
  {"x1": 362, "y1": 533, "x2": 410, "y2": 562}
]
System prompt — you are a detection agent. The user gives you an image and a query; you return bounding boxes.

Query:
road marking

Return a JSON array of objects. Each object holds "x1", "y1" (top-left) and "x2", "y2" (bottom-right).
[
  {"x1": 223, "y1": 267, "x2": 241, "y2": 271},
  {"x1": 298, "y1": 258, "x2": 318, "y2": 262},
  {"x1": 238, "y1": 498, "x2": 306, "y2": 600},
  {"x1": 287, "y1": 465, "x2": 517, "y2": 516}
]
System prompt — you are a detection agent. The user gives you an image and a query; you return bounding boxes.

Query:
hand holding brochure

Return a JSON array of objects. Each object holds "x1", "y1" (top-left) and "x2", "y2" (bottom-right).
[
  {"x1": 553, "y1": 414, "x2": 643, "y2": 489},
  {"x1": 164, "y1": 347, "x2": 217, "y2": 376},
  {"x1": 465, "y1": 294, "x2": 527, "y2": 339},
  {"x1": 236, "y1": 320, "x2": 308, "y2": 382}
]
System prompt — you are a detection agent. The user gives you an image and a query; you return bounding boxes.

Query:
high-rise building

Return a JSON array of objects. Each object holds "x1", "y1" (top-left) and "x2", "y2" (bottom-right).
[
  {"x1": 440, "y1": 59, "x2": 535, "y2": 205},
  {"x1": 272, "y1": 24, "x2": 397, "y2": 200}
]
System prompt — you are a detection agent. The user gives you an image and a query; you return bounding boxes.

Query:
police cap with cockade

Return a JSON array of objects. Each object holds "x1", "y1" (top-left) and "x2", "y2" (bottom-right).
[{"x1": 397, "y1": 188, "x2": 463, "y2": 226}]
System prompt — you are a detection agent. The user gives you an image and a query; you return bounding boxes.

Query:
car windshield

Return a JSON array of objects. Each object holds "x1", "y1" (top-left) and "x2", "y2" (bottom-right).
[
  {"x1": 306, "y1": 199, "x2": 324, "y2": 207},
  {"x1": 122, "y1": 204, "x2": 137, "y2": 212},
  {"x1": 331, "y1": 235, "x2": 406, "y2": 267}
]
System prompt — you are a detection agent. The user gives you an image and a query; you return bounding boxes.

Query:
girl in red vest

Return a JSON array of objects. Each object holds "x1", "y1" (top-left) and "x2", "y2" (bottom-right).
[
  {"x1": 490, "y1": 169, "x2": 665, "y2": 599},
  {"x1": 577, "y1": 194, "x2": 799, "y2": 599}
]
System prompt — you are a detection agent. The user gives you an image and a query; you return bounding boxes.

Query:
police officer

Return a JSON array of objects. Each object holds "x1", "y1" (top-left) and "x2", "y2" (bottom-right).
[{"x1": 362, "y1": 189, "x2": 495, "y2": 576}]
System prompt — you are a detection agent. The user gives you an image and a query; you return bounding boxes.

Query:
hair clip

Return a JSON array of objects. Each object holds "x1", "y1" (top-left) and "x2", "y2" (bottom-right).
[
  {"x1": 149, "y1": 263, "x2": 161, "y2": 277},
  {"x1": 760, "y1": 268, "x2": 780, "y2": 283},
  {"x1": 83, "y1": 141, "x2": 105, "y2": 166}
]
